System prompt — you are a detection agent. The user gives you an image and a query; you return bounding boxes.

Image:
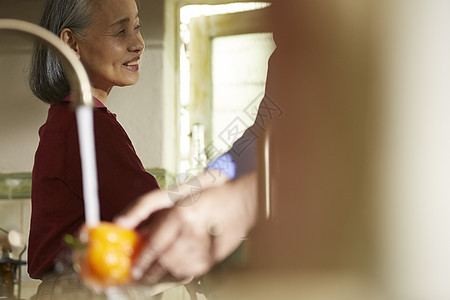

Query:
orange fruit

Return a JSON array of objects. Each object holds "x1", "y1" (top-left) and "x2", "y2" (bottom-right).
[{"x1": 82, "y1": 222, "x2": 141, "y2": 287}]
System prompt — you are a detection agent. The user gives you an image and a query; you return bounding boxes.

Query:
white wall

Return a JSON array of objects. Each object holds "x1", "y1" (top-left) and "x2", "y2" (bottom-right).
[
  {"x1": 0, "y1": 50, "x2": 48, "y2": 173},
  {"x1": 0, "y1": 0, "x2": 47, "y2": 173},
  {"x1": 108, "y1": 42, "x2": 166, "y2": 170}
]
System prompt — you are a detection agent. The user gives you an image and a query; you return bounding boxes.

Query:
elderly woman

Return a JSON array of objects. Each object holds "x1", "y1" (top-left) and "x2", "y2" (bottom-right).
[{"x1": 28, "y1": 0, "x2": 159, "y2": 298}]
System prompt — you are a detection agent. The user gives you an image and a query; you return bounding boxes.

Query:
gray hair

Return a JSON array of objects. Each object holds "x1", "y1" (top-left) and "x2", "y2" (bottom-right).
[{"x1": 29, "y1": 0, "x2": 95, "y2": 103}]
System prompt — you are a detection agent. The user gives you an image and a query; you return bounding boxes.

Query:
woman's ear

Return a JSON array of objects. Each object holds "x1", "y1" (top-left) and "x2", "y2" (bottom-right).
[{"x1": 60, "y1": 28, "x2": 80, "y2": 58}]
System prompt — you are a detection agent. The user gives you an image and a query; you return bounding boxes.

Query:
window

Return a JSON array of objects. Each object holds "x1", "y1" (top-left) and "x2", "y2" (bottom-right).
[{"x1": 177, "y1": 2, "x2": 275, "y2": 173}]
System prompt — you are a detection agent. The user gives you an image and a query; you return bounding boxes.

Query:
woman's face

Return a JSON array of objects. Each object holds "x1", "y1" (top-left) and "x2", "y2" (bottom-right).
[{"x1": 77, "y1": 0, "x2": 145, "y2": 94}]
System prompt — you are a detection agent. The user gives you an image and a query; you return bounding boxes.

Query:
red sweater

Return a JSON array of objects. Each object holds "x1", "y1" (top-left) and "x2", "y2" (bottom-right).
[{"x1": 28, "y1": 98, "x2": 159, "y2": 279}]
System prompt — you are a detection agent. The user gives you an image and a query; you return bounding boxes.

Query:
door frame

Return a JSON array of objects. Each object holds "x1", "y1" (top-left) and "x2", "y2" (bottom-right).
[{"x1": 188, "y1": 7, "x2": 272, "y2": 149}]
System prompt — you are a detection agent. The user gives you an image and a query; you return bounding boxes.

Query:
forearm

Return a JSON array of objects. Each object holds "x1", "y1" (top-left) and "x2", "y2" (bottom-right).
[{"x1": 194, "y1": 171, "x2": 258, "y2": 262}]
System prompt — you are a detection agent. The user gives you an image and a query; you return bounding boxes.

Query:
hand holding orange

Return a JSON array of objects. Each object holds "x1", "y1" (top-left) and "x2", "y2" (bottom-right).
[{"x1": 78, "y1": 222, "x2": 141, "y2": 288}]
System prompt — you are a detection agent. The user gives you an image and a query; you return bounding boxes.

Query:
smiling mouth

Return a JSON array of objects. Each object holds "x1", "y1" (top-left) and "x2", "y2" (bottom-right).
[{"x1": 124, "y1": 60, "x2": 139, "y2": 66}]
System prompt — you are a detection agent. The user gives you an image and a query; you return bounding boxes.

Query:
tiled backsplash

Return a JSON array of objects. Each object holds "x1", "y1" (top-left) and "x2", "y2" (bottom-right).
[
  {"x1": 0, "y1": 169, "x2": 169, "y2": 200},
  {"x1": 0, "y1": 173, "x2": 32, "y2": 200}
]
